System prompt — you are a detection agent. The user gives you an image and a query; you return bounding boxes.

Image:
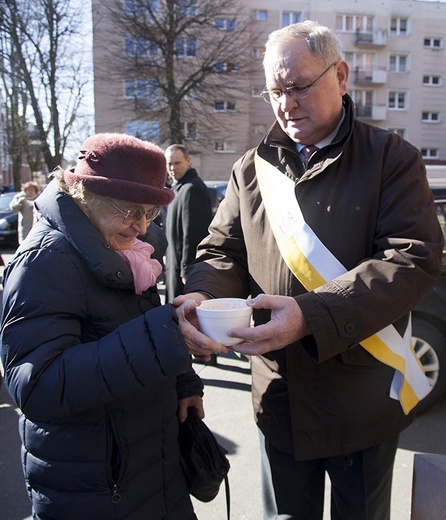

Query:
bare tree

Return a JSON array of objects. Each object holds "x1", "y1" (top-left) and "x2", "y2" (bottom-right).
[
  {"x1": 101, "y1": 0, "x2": 255, "y2": 145},
  {"x1": 0, "y1": 0, "x2": 91, "y2": 185}
]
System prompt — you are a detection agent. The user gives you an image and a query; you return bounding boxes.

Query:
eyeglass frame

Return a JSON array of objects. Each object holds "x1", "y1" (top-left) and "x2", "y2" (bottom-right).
[
  {"x1": 106, "y1": 199, "x2": 162, "y2": 225},
  {"x1": 260, "y1": 62, "x2": 338, "y2": 104}
]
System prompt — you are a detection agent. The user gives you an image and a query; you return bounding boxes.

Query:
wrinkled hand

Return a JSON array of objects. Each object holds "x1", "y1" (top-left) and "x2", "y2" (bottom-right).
[
  {"x1": 228, "y1": 294, "x2": 309, "y2": 356},
  {"x1": 174, "y1": 296, "x2": 228, "y2": 362},
  {"x1": 178, "y1": 395, "x2": 204, "y2": 423}
]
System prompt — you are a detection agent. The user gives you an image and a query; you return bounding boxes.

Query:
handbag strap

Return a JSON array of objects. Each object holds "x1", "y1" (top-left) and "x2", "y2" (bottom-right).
[{"x1": 224, "y1": 475, "x2": 230, "y2": 520}]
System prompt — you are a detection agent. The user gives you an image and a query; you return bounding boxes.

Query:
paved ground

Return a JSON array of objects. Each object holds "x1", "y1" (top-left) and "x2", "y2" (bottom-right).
[{"x1": 2, "y1": 246, "x2": 446, "y2": 519}]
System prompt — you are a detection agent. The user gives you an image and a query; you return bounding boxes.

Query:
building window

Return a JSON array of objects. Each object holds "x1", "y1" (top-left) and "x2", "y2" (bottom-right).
[
  {"x1": 252, "y1": 10, "x2": 267, "y2": 21},
  {"x1": 175, "y1": 38, "x2": 196, "y2": 57},
  {"x1": 388, "y1": 127, "x2": 407, "y2": 139},
  {"x1": 344, "y1": 51, "x2": 375, "y2": 71},
  {"x1": 213, "y1": 62, "x2": 237, "y2": 73},
  {"x1": 252, "y1": 48, "x2": 263, "y2": 59},
  {"x1": 422, "y1": 111, "x2": 440, "y2": 123},
  {"x1": 215, "y1": 19, "x2": 236, "y2": 30},
  {"x1": 424, "y1": 37, "x2": 443, "y2": 49},
  {"x1": 389, "y1": 54, "x2": 409, "y2": 73},
  {"x1": 125, "y1": 120, "x2": 160, "y2": 141},
  {"x1": 388, "y1": 91, "x2": 407, "y2": 110},
  {"x1": 253, "y1": 124, "x2": 267, "y2": 135},
  {"x1": 282, "y1": 11, "x2": 301, "y2": 27},
  {"x1": 335, "y1": 14, "x2": 373, "y2": 33},
  {"x1": 177, "y1": 0, "x2": 197, "y2": 17},
  {"x1": 183, "y1": 122, "x2": 197, "y2": 141},
  {"x1": 421, "y1": 148, "x2": 440, "y2": 159},
  {"x1": 390, "y1": 17, "x2": 408, "y2": 36},
  {"x1": 124, "y1": 0, "x2": 158, "y2": 19},
  {"x1": 125, "y1": 37, "x2": 157, "y2": 58},
  {"x1": 215, "y1": 141, "x2": 237, "y2": 153},
  {"x1": 125, "y1": 79, "x2": 159, "y2": 109},
  {"x1": 125, "y1": 37, "x2": 147, "y2": 58},
  {"x1": 423, "y1": 75, "x2": 442, "y2": 86},
  {"x1": 214, "y1": 101, "x2": 236, "y2": 112}
]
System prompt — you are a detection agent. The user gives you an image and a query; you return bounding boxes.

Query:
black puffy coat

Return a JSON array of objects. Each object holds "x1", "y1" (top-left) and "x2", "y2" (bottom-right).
[{"x1": 0, "y1": 181, "x2": 201, "y2": 519}]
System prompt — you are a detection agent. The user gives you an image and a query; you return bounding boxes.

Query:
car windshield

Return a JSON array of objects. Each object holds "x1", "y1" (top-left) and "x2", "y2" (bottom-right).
[{"x1": 0, "y1": 192, "x2": 16, "y2": 211}]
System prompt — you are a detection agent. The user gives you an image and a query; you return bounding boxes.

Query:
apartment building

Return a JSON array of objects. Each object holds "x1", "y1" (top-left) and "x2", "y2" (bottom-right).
[{"x1": 92, "y1": 0, "x2": 446, "y2": 180}]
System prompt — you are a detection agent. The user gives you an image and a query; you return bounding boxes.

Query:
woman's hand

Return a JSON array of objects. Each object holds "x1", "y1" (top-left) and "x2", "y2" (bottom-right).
[
  {"x1": 178, "y1": 394, "x2": 204, "y2": 423},
  {"x1": 228, "y1": 294, "x2": 310, "y2": 356},
  {"x1": 173, "y1": 296, "x2": 228, "y2": 362}
]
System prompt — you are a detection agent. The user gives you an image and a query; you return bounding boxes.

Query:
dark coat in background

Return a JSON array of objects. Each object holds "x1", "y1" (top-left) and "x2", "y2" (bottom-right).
[
  {"x1": 165, "y1": 168, "x2": 212, "y2": 302},
  {"x1": 0, "y1": 181, "x2": 201, "y2": 520}
]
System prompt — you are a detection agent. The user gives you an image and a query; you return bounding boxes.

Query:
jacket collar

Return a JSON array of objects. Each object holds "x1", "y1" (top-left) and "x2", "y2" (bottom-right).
[
  {"x1": 259, "y1": 94, "x2": 355, "y2": 179},
  {"x1": 174, "y1": 168, "x2": 198, "y2": 187},
  {"x1": 35, "y1": 180, "x2": 135, "y2": 289}
]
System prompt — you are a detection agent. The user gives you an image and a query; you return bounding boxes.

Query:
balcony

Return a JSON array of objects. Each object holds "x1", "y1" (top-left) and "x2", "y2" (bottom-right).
[
  {"x1": 355, "y1": 104, "x2": 387, "y2": 121},
  {"x1": 355, "y1": 29, "x2": 388, "y2": 47},
  {"x1": 353, "y1": 68, "x2": 388, "y2": 85}
]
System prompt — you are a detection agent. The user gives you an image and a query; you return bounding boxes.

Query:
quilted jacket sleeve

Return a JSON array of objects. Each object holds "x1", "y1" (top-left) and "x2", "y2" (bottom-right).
[{"x1": 0, "y1": 246, "x2": 192, "y2": 423}]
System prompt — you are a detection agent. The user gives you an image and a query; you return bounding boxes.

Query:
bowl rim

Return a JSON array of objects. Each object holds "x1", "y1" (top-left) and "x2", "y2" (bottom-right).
[{"x1": 196, "y1": 297, "x2": 252, "y2": 314}]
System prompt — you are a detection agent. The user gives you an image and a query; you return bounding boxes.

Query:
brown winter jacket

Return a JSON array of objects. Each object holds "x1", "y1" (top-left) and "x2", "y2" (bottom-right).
[{"x1": 185, "y1": 94, "x2": 443, "y2": 461}]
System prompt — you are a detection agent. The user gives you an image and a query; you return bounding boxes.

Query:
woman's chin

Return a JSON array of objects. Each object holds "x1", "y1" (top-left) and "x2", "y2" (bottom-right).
[{"x1": 111, "y1": 235, "x2": 136, "y2": 251}]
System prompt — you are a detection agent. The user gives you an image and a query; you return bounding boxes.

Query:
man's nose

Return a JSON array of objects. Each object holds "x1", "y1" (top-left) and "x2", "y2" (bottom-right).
[{"x1": 279, "y1": 92, "x2": 298, "y2": 111}]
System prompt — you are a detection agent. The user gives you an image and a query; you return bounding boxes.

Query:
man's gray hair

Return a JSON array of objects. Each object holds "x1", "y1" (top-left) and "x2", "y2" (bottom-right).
[{"x1": 263, "y1": 20, "x2": 343, "y2": 69}]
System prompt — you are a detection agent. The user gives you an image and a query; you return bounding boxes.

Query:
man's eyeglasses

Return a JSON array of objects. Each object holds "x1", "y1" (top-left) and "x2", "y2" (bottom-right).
[
  {"x1": 260, "y1": 62, "x2": 337, "y2": 104},
  {"x1": 107, "y1": 199, "x2": 161, "y2": 225}
]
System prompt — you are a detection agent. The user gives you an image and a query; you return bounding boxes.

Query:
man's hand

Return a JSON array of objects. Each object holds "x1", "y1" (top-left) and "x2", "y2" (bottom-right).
[
  {"x1": 173, "y1": 296, "x2": 228, "y2": 361},
  {"x1": 228, "y1": 294, "x2": 310, "y2": 356}
]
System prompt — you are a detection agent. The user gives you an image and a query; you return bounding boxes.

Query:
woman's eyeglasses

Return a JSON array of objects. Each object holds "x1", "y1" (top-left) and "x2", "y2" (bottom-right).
[{"x1": 107, "y1": 199, "x2": 161, "y2": 225}]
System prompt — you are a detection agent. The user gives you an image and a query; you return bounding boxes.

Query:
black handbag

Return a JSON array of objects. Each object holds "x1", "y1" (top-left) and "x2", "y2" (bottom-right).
[{"x1": 179, "y1": 407, "x2": 231, "y2": 518}]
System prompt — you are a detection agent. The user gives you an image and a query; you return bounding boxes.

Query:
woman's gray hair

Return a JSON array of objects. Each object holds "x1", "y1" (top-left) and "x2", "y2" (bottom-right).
[
  {"x1": 263, "y1": 20, "x2": 343, "y2": 69},
  {"x1": 51, "y1": 167, "x2": 105, "y2": 209}
]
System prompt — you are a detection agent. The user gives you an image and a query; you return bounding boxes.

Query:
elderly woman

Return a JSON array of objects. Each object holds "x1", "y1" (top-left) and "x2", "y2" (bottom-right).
[
  {"x1": 0, "y1": 133, "x2": 226, "y2": 520},
  {"x1": 9, "y1": 180, "x2": 40, "y2": 243}
]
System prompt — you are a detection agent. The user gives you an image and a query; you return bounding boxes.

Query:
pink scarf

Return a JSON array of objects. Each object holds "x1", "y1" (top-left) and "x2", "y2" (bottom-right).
[{"x1": 117, "y1": 238, "x2": 162, "y2": 294}]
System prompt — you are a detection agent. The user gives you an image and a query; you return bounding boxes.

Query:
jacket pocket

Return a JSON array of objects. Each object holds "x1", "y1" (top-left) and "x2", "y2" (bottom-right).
[{"x1": 340, "y1": 345, "x2": 382, "y2": 366}]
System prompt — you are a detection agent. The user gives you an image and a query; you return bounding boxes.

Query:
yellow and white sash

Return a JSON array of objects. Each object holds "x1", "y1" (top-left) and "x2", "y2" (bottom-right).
[{"x1": 255, "y1": 152, "x2": 430, "y2": 414}]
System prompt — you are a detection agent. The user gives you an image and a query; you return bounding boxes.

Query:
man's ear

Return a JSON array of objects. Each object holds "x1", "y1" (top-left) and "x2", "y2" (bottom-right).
[{"x1": 336, "y1": 60, "x2": 350, "y2": 95}]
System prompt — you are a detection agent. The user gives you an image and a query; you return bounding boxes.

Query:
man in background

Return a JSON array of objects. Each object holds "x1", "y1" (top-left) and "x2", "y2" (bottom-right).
[{"x1": 164, "y1": 144, "x2": 212, "y2": 302}]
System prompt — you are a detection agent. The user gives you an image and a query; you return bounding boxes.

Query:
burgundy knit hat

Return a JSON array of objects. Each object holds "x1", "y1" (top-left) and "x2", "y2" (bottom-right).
[{"x1": 64, "y1": 133, "x2": 174, "y2": 205}]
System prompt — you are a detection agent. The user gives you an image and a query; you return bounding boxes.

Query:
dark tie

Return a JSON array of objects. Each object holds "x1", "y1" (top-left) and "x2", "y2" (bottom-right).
[{"x1": 301, "y1": 145, "x2": 318, "y2": 167}]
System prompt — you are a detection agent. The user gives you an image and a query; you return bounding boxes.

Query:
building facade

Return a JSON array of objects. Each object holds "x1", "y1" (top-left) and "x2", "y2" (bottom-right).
[{"x1": 92, "y1": 0, "x2": 446, "y2": 181}]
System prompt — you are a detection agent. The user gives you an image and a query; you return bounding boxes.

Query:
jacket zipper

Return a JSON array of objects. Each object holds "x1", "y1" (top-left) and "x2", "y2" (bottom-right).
[{"x1": 108, "y1": 414, "x2": 123, "y2": 504}]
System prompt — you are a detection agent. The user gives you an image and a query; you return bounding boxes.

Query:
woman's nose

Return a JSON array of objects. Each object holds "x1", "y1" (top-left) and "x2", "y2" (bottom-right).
[{"x1": 131, "y1": 217, "x2": 148, "y2": 234}]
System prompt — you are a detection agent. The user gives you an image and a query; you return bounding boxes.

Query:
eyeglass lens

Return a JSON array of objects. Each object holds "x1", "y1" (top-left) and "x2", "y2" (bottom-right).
[{"x1": 123, "y1": 206, "x2": 161, "y2": 224}]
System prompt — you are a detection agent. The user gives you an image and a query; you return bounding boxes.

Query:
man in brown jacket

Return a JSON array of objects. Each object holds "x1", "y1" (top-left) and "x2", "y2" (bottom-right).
[{"x1": 176, "y1": 21, "x2": 443, "y2": 520}]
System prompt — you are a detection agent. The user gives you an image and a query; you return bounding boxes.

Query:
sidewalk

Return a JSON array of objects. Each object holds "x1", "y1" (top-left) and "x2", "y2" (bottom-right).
[
  {"x1": 190, "y1": 353, "x2": 262, "y2": 520},
  {"x1": 187, "y1": 351, "x2": 443, "y2": 520}
]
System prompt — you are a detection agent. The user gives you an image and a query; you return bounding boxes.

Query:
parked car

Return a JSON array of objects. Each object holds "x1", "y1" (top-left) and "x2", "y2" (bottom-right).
[
  {"x1": 204, "y1": 180, "x2": 228, "y2": 216},
  {"x1": 413, "y1": 184, "x2": 446, "y2": 412},
  {"x1": 0, "y1": 191, "x2": 19, "y2": 246}
]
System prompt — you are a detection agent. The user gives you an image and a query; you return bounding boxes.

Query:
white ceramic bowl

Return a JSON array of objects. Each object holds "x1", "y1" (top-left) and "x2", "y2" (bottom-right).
[{"x1": 196, "y1": 298, "x2": 252, "y2": 346}]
